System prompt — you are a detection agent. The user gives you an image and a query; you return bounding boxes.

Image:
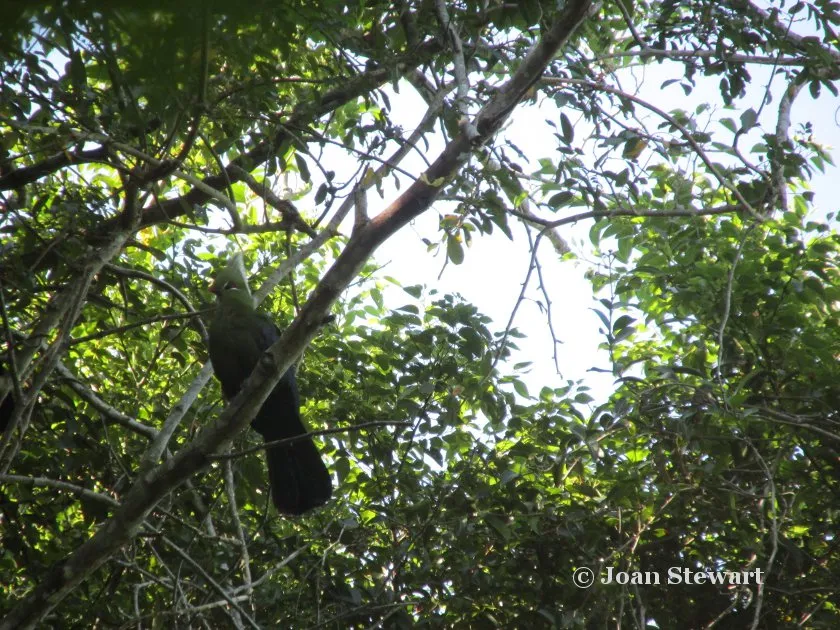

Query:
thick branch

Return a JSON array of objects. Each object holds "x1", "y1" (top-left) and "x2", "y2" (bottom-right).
[
  {"x1": 0, "y1": 224, "x2": 137, "y2": 468},
  {"x1": 0, "y1": 146, "x2": 110, "y2": 191},
  {"x1": 435, "y1": 0, "x2": 475, "y2": 139},
  {"x1": 769, "y1": 77, "x2": 803, "y2": 213},
  {"x1": 0, "y1": 3, "x2": 596, "y2": 626},
  {"x1": 100, "y1": 39, "x2": 446, "y2": 233}
]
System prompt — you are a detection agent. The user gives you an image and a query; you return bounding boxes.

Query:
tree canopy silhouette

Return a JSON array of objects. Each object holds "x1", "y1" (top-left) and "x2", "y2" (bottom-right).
[{"x1": 1, "y1": 1, "x2": 839, "y2": 627}]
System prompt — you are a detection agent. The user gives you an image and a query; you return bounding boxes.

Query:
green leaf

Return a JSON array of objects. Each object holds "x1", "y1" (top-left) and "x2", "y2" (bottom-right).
[
  {"x1": 446, "y1": 235, "x2": 465, "y2": 265},
  {"x1": 591, "y1": 308, "x2": 611, "y2": 330},
  {"x1": 560, "y1": 112, "x2": 574, "y2": 144},
  {"x1": 512, "y1": 379, "x2": 530, "y2": 398},
  {"x1": 739, "y1": 108, "x2": 758, "y2": 131},
  {"x1": 613, "y1": 314, "x2": 635, "y2": 332},
  {"x1": 294, "y1": 153, "x2": 311, "y2": 182},
  {"x1": 548, "y1": 191, "x2": 574, "y2": 208},
  {"x1": 625, "y1": 449, "x2": 649, "y2": 463}
]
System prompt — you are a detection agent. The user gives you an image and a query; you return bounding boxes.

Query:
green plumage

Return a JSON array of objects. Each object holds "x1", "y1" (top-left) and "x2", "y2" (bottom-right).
[{"x1": 208, "y1": 254, "x2": 331, "y2": 515}]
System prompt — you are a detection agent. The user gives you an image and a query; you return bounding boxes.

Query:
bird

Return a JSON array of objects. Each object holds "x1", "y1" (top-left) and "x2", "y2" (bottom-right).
[{"x1": 207, "y1": 253, "x2": 331, "y2": 515}]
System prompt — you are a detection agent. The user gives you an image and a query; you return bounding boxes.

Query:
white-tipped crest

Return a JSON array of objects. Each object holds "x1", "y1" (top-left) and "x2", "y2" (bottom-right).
[
  {"x1": 228, "y1": 253, "x2": 251, "y2": 295},
  {"x1": 214, "y1": 252, "x2": 254, "y2": 304}
]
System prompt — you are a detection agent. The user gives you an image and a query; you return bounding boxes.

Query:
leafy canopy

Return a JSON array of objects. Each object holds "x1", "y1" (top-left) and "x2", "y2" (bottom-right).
[{"x1": 1, "y1": 0, "x2": 839, "y2": 627}]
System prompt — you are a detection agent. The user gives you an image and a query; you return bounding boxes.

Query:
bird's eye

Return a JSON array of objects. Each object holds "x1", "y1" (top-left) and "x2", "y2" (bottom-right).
[{"x1": 224, "y1": 281, "x2": 239, "y2": 291}]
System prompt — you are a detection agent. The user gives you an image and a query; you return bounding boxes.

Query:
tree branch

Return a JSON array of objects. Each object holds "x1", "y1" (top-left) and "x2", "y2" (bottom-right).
[
  {"x1": 226, "y1": 164, "x2": 316, "y2": 237},
  {"x1": 0, "y1": 3, "x2": 596, "y2": 625},
  {"x1": 160, "y1": 535, "x2": 259, "y2": 630},
  {"x1": 54, "y1": 360, "x2": 158, "y2": 439},
  {"x1": 0, "y1": 146, "x2": 110, "y2": 191},
  {"x1": 105, "y1": 263, "x2": 209, "y2": 342},
  {"x1": 103, "y1": 39, "x2": 447, "y2": 233},
  {"x1": 211, "y1": 421, "x2": 412, "y2": 460},
  {"x1": 69, "y1": 309, "x2": 210, "y2": 346},
  {"x1": 545, "y1": 77, "x2": 761, "y2": 217},
  {"x1": 0, "y1": 474, "x2": 119, "y2": 507},
  {"x1": 0, "y1": 214, "x2": 139, "y2": 470}
]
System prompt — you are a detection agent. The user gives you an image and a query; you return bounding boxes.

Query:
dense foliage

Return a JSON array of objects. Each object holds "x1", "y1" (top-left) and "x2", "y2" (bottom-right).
[{"x1": 1, "y1": 1, "x2": 839, "y2": 627}]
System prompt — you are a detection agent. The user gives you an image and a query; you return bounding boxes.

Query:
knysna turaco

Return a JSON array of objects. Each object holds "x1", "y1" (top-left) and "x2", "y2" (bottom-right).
[{"x1": 208, "y1": 254, "x2": 331, "y2": 515}]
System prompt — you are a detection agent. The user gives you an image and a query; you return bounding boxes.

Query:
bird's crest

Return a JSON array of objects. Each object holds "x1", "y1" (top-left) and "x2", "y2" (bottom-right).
[{"x1": 212, "y1": 252, "x2": 254, "y2": 304}]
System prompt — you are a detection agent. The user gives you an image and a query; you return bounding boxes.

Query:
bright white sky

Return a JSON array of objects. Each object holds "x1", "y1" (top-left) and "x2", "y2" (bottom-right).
[{"x1": 363, "y1": 60, "x2": 840, "y2": 406}]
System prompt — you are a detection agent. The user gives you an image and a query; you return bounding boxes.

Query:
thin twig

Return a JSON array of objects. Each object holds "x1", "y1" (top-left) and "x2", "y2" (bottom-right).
[
  {"x1": 227, "y1": 164, "x2": 315, "y2": 237},
  {"x1": 746, "y1": 442, "x2": 779, "y2": 630},
  {"x1": 486, "y1": 230, "x2": 544, "y2": 382},
  {"x1": 54, "y1": 360, "x2": 157, "y2": 439},
  {"x1": 69, "y1": 309, "x2": 211, "y2": 346},
  {"x1": 222, "y1": 457, "x2": 253, "y2": 597},
  {"x1": 545, "y1": 77, "x2": 761, "y2": 217},
  {"x1": 509, "y1": 202, "x2": 744, "y2": 229},
  {"x1": 0, "y1": 473, "x2": 119, "y2": 507},
  {"x1": 529, "y1": 224, "x2": 562, "y2": 373},
  {"x1": 160, "y1": 535, "x2": 260, "y2": 630},
  {"x1": 716, "y1": 226, "x2": 755, "y2": 397},
  {"x1": 105, "y1": 264, "x2": 210, "y2": 342},
  {"x1": 211, "y1": 421, "x2": 411, "y2": 460}
]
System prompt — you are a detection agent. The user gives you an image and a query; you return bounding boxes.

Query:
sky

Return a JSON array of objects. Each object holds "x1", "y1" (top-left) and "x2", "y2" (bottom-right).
[{"x1": 365, "y1": 59, "x2": 840, "y2": 406}]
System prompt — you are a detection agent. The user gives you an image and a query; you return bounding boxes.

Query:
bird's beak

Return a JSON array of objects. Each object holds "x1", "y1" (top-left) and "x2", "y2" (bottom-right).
[{"x1": 208, "y1": 281, "x2": 219, "y2": 295}]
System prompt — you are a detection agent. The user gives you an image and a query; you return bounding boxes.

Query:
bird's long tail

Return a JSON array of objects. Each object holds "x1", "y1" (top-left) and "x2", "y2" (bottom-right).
[
  {"x1": 252, "y1": 374, "x2": 332, "y2": 515},
  {"x1": 264, "y1": 437, "x2": 332, "y2": 515}
]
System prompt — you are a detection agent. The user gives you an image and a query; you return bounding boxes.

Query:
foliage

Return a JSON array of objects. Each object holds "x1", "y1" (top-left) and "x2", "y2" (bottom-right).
[{"x1": 1, "y1": 0, "x2": 839, "y2": 627}]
